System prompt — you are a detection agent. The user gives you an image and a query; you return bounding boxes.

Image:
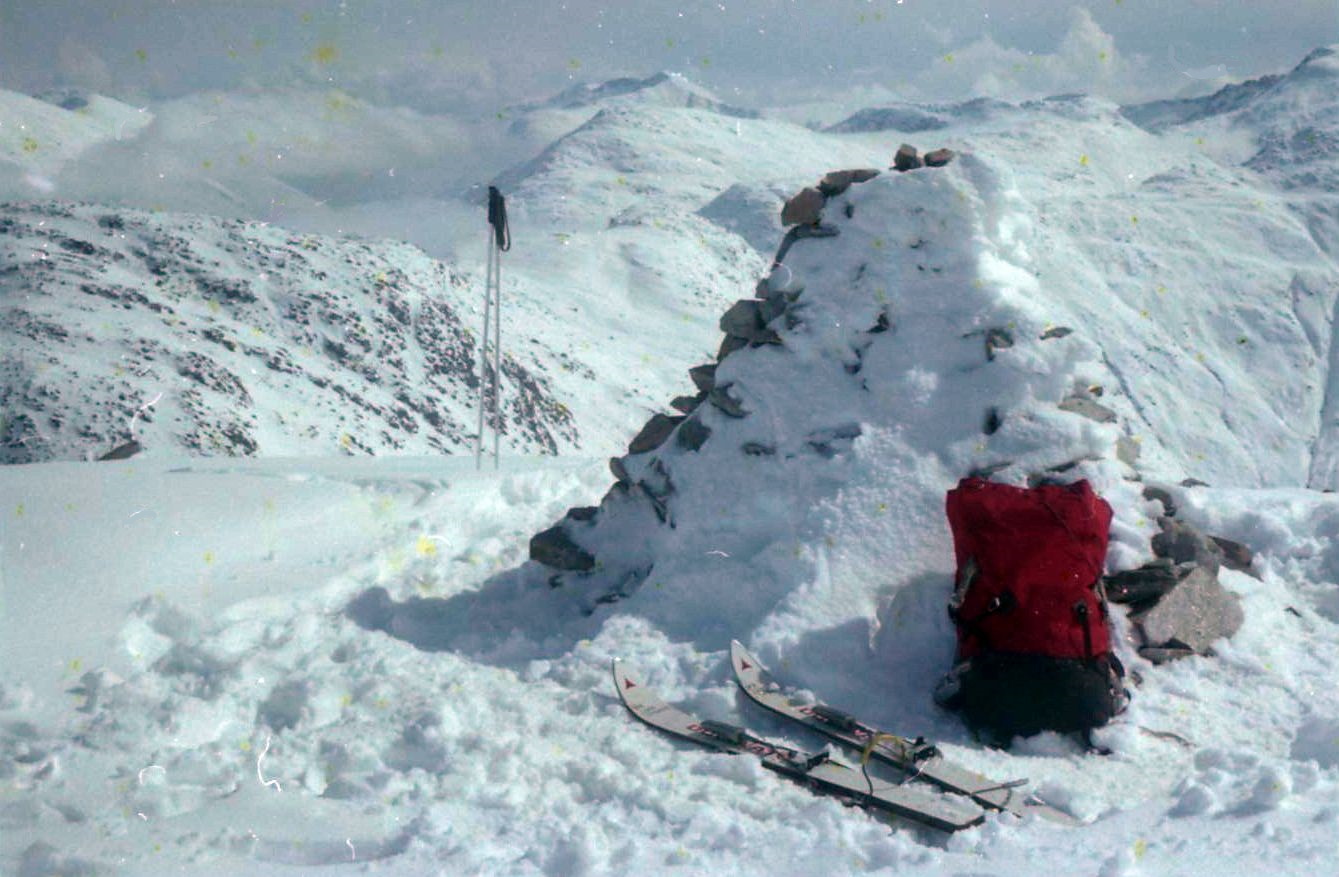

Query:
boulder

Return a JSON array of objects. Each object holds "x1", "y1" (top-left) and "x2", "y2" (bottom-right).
[
  {"x1": 720, "y1": 299, "x2": 763, "y2": 339},
  {"x1": 924, "y1": 148, "x2": 955, "y2": 167},
  {"x1": 565, "y1": 506, "x2": 598, "y2": 522},
  {"x1": 757, "y1": 293, "x2": 788, "y2": 325},
  {"x1": 1152, "y1": 517, "x2": 1222, "y2": 571},
  {"x1": 1129, "y1": 564, "x2": 1244, "y2": 655},
  {"x1": 893, "y1": 144, "x2": 923, "y2": 172},
  {"x1": 670, "y1": 393, "x2": 704, "y2": 414},
  {"x1": 780, "y1": 187, "x2": 825, "y2": 226},
  {"x1": 688, "y1": 363, "x2": 717, "y2": 393},
  {"x1": 717, "y1": 334, "x2": 748, "y2": 360},
  {"x1": 608, "y1": 456, "x2": 631, "y2": 484},
  {"x1": 628, "y1": 413, "x2": 684, "y2": 454},
  {"x1": 1105, "y1": 558, "x2": 1184, "y2": 607},
  {"x1": 677, "y1": 417, "x2": 711, "y2": 451},
  {"x1": 529, "y1": 524, "x2": 596, "y2": 572},
  {"x1": 817, "y1": 168, "x2": 880, "y2": 197},
  {"x1": 1142, "y1": 485, "x2": 1177, "y2": 517},
  {"x1": 1210, "y1": 536, "x2": 1254, "y2": 574},
  {"x1": 709, "y1": 385, "x2": 747, "y2": 418}
]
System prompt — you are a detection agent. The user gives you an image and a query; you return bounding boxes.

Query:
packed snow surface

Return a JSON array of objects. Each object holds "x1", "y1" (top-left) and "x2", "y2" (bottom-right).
[{"x1": 5, "y1": 49, "x2": 1339, "y2": 877}]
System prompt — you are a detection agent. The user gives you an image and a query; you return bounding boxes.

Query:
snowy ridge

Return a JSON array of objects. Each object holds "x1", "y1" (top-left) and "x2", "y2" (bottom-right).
[
  {"x1": 825, "y1": 97, "x2": 1011, "y2": 134},
  {"x1": 0, "y1": 201, "x2": 576, "y2": 461},
  {"x1": 1121, "y1": 43, "x2": 1339, "y2": 192},
  {"x1": 513, "y1": 71, "x2": 758, "y2": 119}
]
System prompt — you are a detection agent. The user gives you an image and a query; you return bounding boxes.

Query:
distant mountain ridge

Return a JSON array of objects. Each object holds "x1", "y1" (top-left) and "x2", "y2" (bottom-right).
[
  {"x1": 0, "y1": 201, "x2": 577, "y2": 462},
  {"x1": 512, "y1": 71, "x2": 758, "y2": 118},
  {"x1": 1121, "y1": 43, "x2": 1339, "y2": 192}
]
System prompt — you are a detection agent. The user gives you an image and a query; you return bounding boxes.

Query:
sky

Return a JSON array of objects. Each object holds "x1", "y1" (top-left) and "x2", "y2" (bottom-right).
[{"x1": 1, "y1": 1, "x2": 1335, "y2": 114}]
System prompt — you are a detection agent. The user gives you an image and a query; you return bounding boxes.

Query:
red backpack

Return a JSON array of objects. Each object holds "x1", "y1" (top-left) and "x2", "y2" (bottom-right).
[{"x1": 937, "y1": 477, "x2": 1126, "y2": 743}]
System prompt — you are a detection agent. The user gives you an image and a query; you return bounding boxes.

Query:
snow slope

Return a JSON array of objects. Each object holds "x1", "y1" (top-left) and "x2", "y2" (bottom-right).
[{"x1": 0, "y1": 201, "x2": 575, "y2": 461}]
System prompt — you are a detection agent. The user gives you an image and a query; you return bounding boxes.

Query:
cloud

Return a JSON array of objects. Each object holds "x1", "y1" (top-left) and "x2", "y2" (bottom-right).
[
  {"x1": 911, "y1": 7, "x2": 1156, "y2": 104},
  {"x1": 56, "y1": 39, "x2": 114, "y2": 93}
]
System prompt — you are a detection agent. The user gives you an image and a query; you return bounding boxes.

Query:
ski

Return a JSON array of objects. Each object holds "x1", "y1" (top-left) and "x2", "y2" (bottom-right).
[
  {"x1": 729, "y1": 640, "x2": 1077, "y2": 825},
  {"x1": 613, "y1": 659, "x2": 984, "y2": 832}
]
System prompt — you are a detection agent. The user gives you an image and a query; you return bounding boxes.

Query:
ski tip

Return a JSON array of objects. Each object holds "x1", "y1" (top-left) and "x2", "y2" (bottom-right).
[
  {"x1": 611, "y1": 658, "x2": 640, "y2": 697},
  {"x1": 730, "y1": 639, "x2": 759, "y2": 674}
]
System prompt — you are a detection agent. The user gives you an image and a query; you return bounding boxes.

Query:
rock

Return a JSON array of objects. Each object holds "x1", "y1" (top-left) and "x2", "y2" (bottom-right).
[
  {"x1": 1138, "y1": 644, "x2": 1198, "y2": 665},
  {"x1": 1130, "y1": 564, "x2": 1244, "y2": 655},
  {"x1": 720, "y1": 299, "x2": 763, "y2": 339},
  {"x1": 771, "y1": 222, "x2": 840, "y2": 271},
  {"x1": 1152, "y1": 517, "x2": 1222, "y2": 571},
  {"x1": 984, "y1": 327, "x2": 1013, "y2": 360},
  {"x1": 750, "y1": 328, "x2": 783, "y2": 347},
  {"x1": 924, "y1": 148, "x2": 955, "y2": 167},
  {"x1": 893, "y1": 144, "x2": 923, "y2": 172},
  {"x1": 688, "y1": 363, "x2": 717, "y2": 393},
  {"x1": 529, "y1": 524, "x2": 596, "y2": 572},
  {"x1": 1142, "y1": 485, "x2": 1177, "y2": 517},
  {"x1": 98, "y1": 439, "x2": 142, "y2": 461},
  {"x1": 817, "y1": 168, "x2": 880, "y2": 197},
  {"x1": 780, "y1": 186, "x2": 825, "y2": 226},
  {"x1": 1059, "y1": 396, "x2": 1118, "y2": 424},
  {"x1": 1210, "y1": 536, "x2": 1254, "y2": 575},
  {"x1": 708, "y1": 385, "x2": 747, "y2": 418},
  {"x1": 757, "y1": 293, "x2": 788, "y2": 325},
  {"x1": 628, "y1": 413, "x2": 684, "y2": 454},
  {"x1": 717, "y1": 334, "x2": 748, "y2": 360},
  {"x1": 967, "y1": 461, "x2": 1012, "y2": 479},
  {"x1": 609, "y1": 456, "x2": 630, "y2": 484},
  {"x1": 741, "y1": 442, "x2": 775, "y2": 456},
  {"x1": 670, "y1": 393, "x2": 704, "y2": 414},
  {"x1": 984, "y1": 407, "x2": 1002, "y2": 435},
  {"x1": 640, "y1": 458, "x2": 674, "y2": 498},
  {"x1": 677, "y1": 417, "x2": 711, "y2": 451},
  {"x1": 1040, "y1": 326, "x2": 1074, "y2": 340},
  {"x1": 565, "y1": 506, "x2": 598, "y2": 522},
  {"x1": 1105, "y1": 558, "x2": 1185, "y2": 607}
]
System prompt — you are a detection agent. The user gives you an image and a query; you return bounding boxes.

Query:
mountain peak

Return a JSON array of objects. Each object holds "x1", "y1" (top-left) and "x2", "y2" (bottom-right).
[{"x1": 516, "y1": 71, "x2": 758, "y2": 118}]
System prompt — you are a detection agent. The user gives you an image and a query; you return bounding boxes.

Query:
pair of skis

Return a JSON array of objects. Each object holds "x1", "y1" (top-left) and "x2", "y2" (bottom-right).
[{"x1": 614, "y1": 641, "x2": 1075, "y2": 832}]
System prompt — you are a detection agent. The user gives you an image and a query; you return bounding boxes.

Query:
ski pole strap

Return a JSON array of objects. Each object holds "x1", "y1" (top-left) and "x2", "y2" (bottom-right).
[{"x1": 487, "y1": 185, "x2": 510, "y2": 252}]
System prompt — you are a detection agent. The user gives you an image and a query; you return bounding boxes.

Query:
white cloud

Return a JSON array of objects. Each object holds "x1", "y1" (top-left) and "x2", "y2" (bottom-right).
[
  {"x1": 57, "y1": 38, "x2": 113, "y2": 93},
  {"x1": 911, "y1": 7, "x2": 1156, "y2": 104}
]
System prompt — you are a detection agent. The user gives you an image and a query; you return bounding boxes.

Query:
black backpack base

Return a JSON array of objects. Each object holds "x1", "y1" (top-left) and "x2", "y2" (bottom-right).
[{"x1": 935, "y1": 652, "x2": 1127, "y2": 746}]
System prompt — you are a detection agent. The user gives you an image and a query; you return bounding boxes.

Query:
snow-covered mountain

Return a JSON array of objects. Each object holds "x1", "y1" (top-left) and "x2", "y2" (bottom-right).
[
  {"x1": 0, "y1": 201, "x2": 575, "y2": 462},
  {"x1": 514, "y1": 71, "x2": 759, "y2": 118},
  {"x1": 1122, "y1": 44, "x2": 1339, "y2": 193},
  {"x1": 0, "y1": 88, "x2": 152, "y2": 188}
]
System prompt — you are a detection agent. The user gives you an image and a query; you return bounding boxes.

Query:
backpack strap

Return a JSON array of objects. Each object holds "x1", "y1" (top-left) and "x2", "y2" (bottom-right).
[{"x1": 949, "y1": 587, "x2": 1016, "y2": 652}]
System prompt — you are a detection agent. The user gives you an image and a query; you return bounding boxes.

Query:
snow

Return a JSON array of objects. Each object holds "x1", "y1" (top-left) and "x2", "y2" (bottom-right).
[{"x1": 5, "y1": 51, "x2": 1339, "y2": 877}]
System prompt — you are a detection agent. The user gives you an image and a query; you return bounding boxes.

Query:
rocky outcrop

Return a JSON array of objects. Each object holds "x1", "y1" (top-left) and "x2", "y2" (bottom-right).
[
  {"x1": 780, "y1": 187, "x2": 825, "y2": 227},
  {"x1": 893, "y1": 144, "x2": 923, "y2": 172},
  {"x1": 1107, "y1": 517, "x2": 1248, "y2": 663}
]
